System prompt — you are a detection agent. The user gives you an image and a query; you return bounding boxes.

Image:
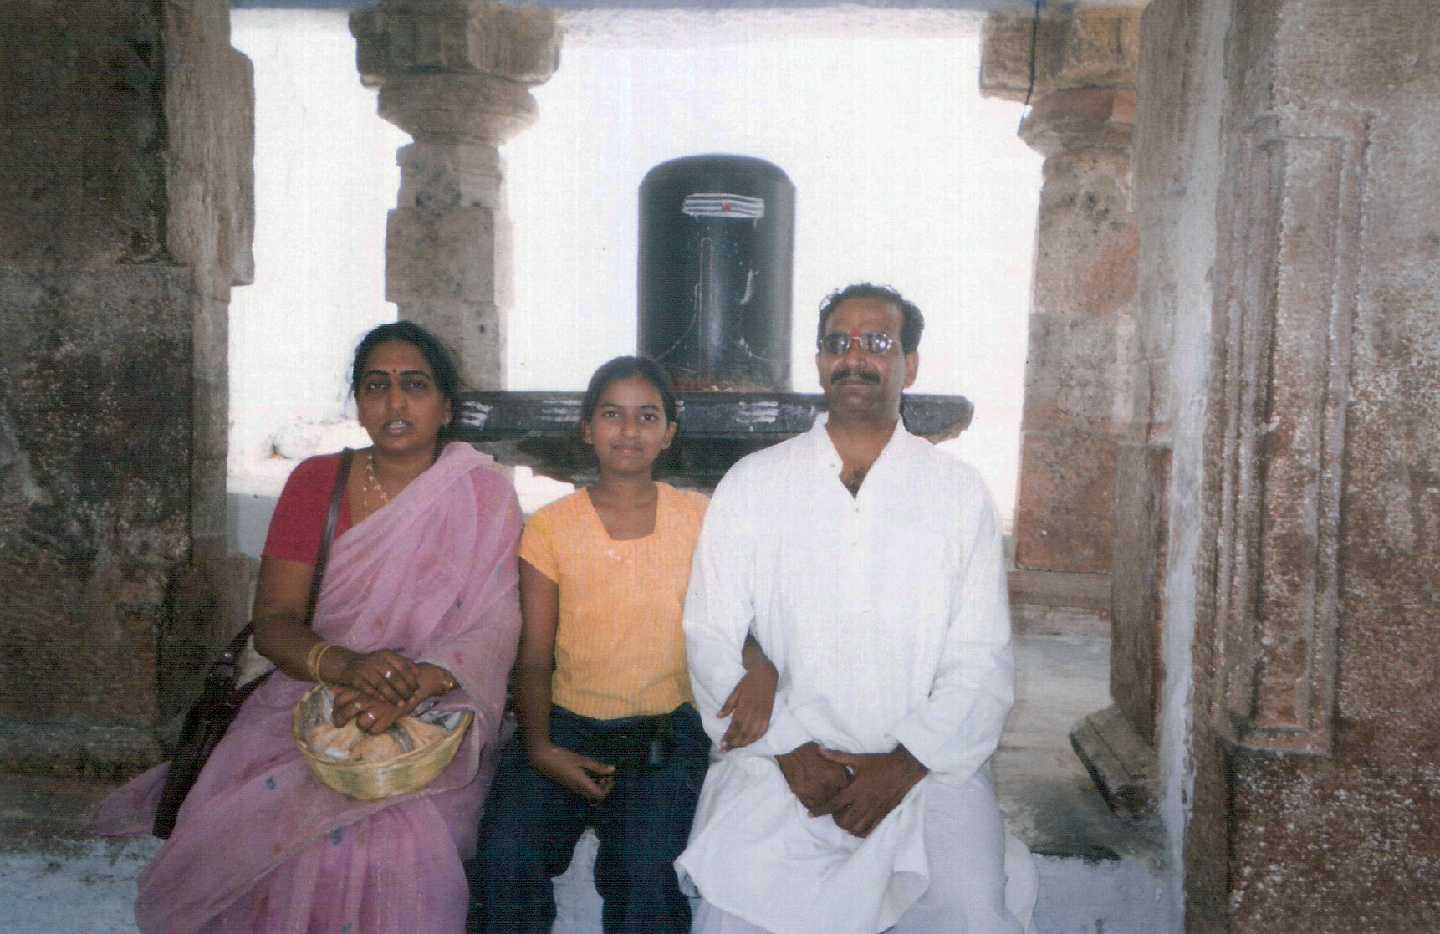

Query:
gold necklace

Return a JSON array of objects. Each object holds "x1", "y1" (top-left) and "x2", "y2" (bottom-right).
[{"x1": 365, "y1": 452, "x2": 390, "y2": 511}]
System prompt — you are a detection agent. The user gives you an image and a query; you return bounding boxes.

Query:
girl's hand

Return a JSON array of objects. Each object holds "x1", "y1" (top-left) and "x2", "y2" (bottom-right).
[
  {"x1": 718, "y1": 661, "x2": 778, "y2": 752},
  {"x1": 526, "y1": 742, "x2": 616, "y2": 804},
  {"x1": 338, "y1": 649, "x2": 421, "y2": 706}
]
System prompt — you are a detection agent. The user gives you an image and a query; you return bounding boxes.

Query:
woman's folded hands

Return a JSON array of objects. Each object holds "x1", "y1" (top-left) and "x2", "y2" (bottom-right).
[{"x1": 329, "y1": 650, "x2": 458, "y2": 734}]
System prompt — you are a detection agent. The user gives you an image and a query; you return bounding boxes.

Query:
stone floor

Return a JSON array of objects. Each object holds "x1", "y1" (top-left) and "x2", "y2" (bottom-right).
[
  {"x1": 0, "y1": 632, "x2": 1171, "y2": 933},
  {"x1": 994, "y1": 633, "x2": 1172, "y2": 934}
]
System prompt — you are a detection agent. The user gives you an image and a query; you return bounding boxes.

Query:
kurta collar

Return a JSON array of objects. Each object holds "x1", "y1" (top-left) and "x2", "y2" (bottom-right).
[{"x1": 804, "y1": 411, "x2": 919, "y2": 481}]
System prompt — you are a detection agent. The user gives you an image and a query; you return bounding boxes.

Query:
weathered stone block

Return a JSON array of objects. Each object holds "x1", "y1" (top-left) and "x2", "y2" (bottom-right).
[
  {"x1": 0, "y1": 267, "x2": 196, "y2": 728},
  {"x1": 397, "y1": 141, "x2": 505, "y2": 212},
  {"x1": 1109, "y1": 440, "x2": 1168, "y2": 746},
  {"x1": 1070, "y1": 705, "x2": 1157, "y2": 819},
  {"x1": 981, "y1": 5, "x2": 1145, "y2": 103},
  {"x1": 0, "y1": 8, "x2": 168, "y2": 267},
  {"x1": 1020, "y1": 312, "x2": 1134, "y2": 428},
  {"x1": 385, "y1": 205, "x2": 498, "y2": 304},
  {"x1": 402, "y1": 299, "x2": 507, "y2": 392},
  {"x1": 1013, "y1": 430, "x2": 1117, "y2": 575},
  {"x1": 352, "y1": 0, "x2": 561, "y2": 89}
]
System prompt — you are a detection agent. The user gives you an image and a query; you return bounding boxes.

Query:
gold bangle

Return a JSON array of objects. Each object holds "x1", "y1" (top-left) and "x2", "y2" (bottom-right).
[
  {"x1": 304, "y1": 641, "x2": 325, "y2": 680},
  {"x1": 304, "y1": 641, "x2": 326, "y2": 680},
  {"x1": 314, "y1": 643, "x2": 339, "y2": 687},
  {"x1": 307, "y1": 641, "x2": 337, "y2": 686}
]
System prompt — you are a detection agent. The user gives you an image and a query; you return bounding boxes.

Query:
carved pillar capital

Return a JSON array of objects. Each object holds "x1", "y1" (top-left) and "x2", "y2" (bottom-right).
[
  {"x1": 1020, "y1": 87, "x2": 1135, "y2": 157},
  {"x1": 351, "y1": 0, "x2": 561, "y2": 87},
  {"x1": 350, "y1": 0, "x2": 562, "y2": 389},
  {"x1": 351, "y1": 0, "x2": 560, "y2": 144},
  {"x1": 980, "y1": 2, "x2": 1145, "y2": 105}
]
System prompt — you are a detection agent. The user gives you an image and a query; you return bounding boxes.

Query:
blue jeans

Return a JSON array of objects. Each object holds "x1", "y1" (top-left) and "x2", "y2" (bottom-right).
[{"x1": 467, "y1": 704, "x2": 711, "y2": 934}]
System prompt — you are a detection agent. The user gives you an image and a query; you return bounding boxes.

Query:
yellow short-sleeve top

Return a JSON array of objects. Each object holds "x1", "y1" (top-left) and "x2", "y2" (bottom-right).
[{"x1": 519, "y1": 482, "x2": 709, "y2": 720}]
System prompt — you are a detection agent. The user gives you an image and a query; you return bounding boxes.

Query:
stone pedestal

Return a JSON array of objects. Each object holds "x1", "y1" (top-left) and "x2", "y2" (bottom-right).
[{"x1": 351, "y1": 0, "x2": 560, "y2": 389}]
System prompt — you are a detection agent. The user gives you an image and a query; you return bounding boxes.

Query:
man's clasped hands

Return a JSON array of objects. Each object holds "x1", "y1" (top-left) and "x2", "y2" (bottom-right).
[{"x1": 774, "y1": 741, "x2": 930, "y2": 838}]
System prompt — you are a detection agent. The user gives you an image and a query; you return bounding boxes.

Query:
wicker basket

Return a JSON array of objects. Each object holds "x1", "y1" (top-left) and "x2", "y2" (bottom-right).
[{"x1": 292, "y1": 685, "x2": 473, "y2": 800}]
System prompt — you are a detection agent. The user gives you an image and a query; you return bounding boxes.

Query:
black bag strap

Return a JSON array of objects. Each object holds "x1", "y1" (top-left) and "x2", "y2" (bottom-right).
[{"x1": 304, "y1": 447, "x2": 353, "y2": 626}]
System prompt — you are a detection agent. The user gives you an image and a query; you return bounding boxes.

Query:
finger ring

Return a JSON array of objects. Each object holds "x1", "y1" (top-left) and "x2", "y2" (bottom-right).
[{"x1": 384, "y1": 670, "x2": 394, "y2": 681}]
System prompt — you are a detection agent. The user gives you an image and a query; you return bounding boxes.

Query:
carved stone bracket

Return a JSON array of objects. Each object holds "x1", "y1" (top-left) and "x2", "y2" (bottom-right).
[{"x1": 1212, "y1": 109, "x2": 1370, "y2": 755}]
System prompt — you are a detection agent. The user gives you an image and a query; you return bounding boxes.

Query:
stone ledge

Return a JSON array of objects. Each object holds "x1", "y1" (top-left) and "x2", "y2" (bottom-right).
[
  {"x1": 1009, "y1": 568, "x2": 1111, "y2": 637},
  {"x1": 0, "y1": 775, "x2": 125, "y2": 850},
  {"x1": 1009, "y1": 568, "x2": 1112, "y2": 611},
  {"x1": 0, "y1": 720, "x2": 161, "y2": 785},
  {"x1": 1069, "y1": 705, "x2": 1157, "y2": 820}
]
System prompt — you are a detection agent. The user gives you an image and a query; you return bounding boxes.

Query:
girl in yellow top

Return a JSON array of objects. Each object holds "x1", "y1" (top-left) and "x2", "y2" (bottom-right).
[{"x1": 470, "y1": 356, "x2": 775, "y2": 934}]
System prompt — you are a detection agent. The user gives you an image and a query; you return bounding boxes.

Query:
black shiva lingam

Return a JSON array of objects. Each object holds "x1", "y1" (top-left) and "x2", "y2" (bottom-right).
[{"x1": 449, "y1": 154, "x2": 972, "y2": 489}]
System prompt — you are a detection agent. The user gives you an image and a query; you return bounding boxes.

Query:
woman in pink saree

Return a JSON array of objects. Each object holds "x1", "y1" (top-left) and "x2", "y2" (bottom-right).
[{"x1": 95, "y1": 322, "x2": 522, "y2": 933}]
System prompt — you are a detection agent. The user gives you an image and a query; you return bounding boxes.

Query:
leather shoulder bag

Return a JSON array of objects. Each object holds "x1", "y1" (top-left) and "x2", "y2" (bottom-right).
[{"x1": 153, "y1": 449, "x2": 353, "y2": 838}]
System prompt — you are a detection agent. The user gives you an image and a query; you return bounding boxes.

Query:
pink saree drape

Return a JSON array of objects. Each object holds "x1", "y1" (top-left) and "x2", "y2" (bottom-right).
[{"x1": 93, "y1": 443, "x2": 522, "y2": 933}]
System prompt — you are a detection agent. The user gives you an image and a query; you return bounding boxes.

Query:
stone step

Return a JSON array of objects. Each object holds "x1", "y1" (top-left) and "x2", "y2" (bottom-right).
[
  {"x1": 545, "y1": 826, "x2": 1170, "y2": 934},
  {"x1": 0, "y1": 635, "x2": 1174, "y2": 933}
]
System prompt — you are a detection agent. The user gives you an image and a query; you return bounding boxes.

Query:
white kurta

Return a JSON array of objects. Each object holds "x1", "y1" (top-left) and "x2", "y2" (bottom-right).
[{"x1": 676, "y1": 417, "x2": 1016, "y2": 934}]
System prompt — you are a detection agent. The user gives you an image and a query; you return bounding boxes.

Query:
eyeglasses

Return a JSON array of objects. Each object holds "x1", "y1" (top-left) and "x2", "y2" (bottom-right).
[{"x1": 817, "y1": 330, "x2": 896, "y2": 356}]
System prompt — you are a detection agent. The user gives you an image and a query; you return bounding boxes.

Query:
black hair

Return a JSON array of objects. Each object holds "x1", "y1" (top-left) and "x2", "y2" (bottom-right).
[
  {"x1": 580, "y1": 355, "x2": 679, "y2": 425},
  {"x1": 815, "y1": 283, "x2": 925, "y2": 355},
  {"x1": 350, "y1": 321, "x2": 463, "y2": 405}
]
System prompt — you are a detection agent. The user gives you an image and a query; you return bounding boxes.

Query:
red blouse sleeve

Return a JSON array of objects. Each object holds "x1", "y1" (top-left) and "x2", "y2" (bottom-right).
[{"x1": 261, "y1": 454, "x2": 354, "y2": 564}]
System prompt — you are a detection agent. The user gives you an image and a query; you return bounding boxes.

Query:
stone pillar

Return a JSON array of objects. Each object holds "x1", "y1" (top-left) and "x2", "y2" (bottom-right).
[
  {"x1": 982, "y1": 4, "x2": 1143, "y2": 633},
  {"x1": 1014, "y1": 88, "x2": 1136, "y2": 580},
  {"x1": 350, "y1": 0, "x2": 560, "y2": 389},
  {"x1": 0, "y1": 0, "x2": 252, "y2": 816},
  {"x1": 983, "y1": 3, "x2": 1158, "y2": 818}
]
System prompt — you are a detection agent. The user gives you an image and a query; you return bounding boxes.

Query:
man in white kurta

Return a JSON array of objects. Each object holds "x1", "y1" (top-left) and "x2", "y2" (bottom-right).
[{"x1": 676, "y1": 285, "x2": 1028, "y2": 934}]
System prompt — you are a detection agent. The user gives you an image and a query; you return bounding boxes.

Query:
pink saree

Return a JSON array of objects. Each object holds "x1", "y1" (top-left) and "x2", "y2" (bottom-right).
[{"x1": 93, "y1": 443, "x2": 522, "y2": 933}]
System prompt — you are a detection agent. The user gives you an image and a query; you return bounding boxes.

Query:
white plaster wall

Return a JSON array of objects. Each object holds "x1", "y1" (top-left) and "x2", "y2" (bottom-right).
[
  {"x1": 229, "y1": 10, "x2": 405, "y2": 496},
  {"x1": 226, "y1": 9, "x2": 1038, "y2": 539}
]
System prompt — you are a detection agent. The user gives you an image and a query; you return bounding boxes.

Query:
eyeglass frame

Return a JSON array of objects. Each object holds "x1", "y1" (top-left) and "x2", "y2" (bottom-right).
[{"x1": 816, "y1": 329, "x2": 899, "y2": 357}]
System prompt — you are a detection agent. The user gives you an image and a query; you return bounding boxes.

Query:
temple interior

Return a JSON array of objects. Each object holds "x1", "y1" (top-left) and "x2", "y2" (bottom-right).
[{"x1": 1, "y1": 1, "x2": 1437, "y2": 932}]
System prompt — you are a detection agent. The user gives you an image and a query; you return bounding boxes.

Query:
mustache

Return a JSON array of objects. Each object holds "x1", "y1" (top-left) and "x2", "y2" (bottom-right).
[{"x1": 829, "y1": 366, "x2": 882, "y2": 385}]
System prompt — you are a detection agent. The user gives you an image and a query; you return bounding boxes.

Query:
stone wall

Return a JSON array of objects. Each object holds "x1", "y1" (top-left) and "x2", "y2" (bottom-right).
[
  {"x1": 1136, "y1": 0, "x2": 1440, "y2": 929},
  {"x1": 0, "y1": 0, "x2": 252, "y2": 780}
]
